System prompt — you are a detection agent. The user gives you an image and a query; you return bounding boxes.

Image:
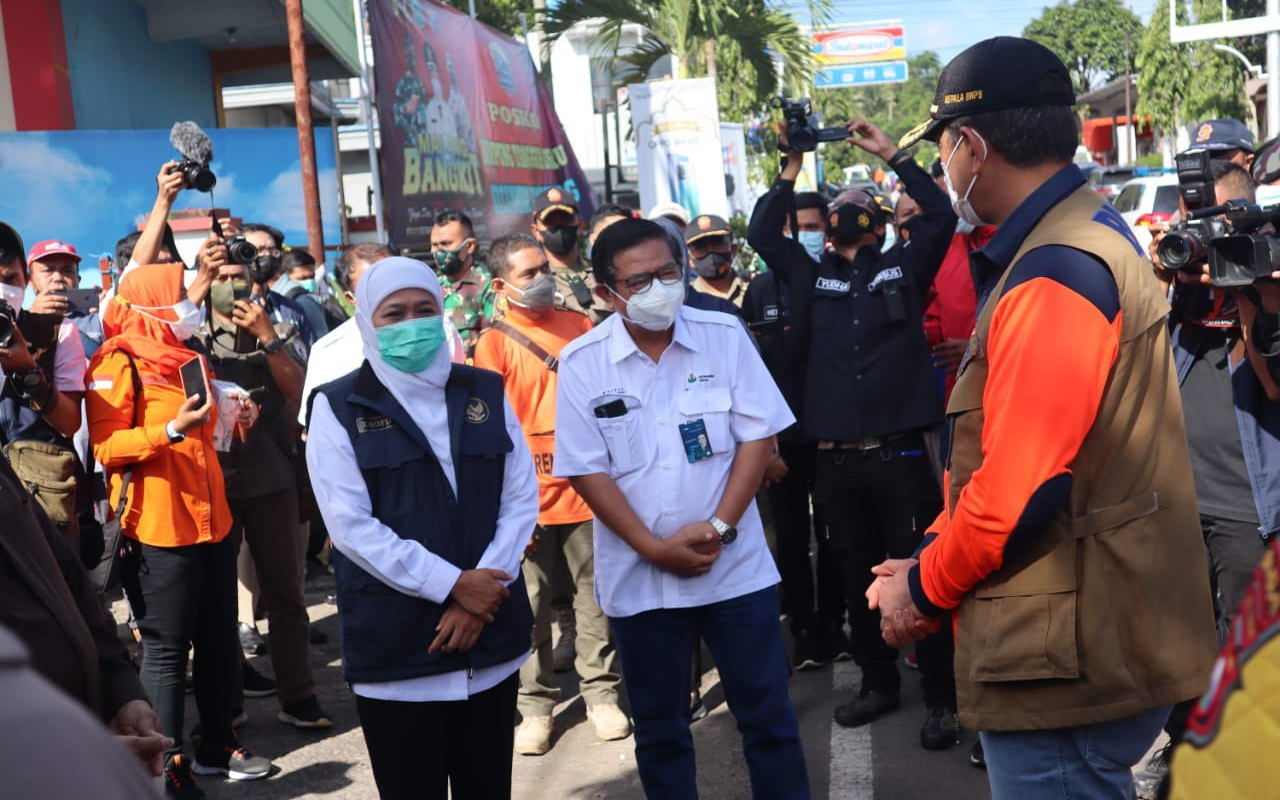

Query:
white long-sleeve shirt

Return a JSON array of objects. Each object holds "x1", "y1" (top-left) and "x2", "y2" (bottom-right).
[{"x1": 307, "y1": 388, "x2": 538, "y2": 702}]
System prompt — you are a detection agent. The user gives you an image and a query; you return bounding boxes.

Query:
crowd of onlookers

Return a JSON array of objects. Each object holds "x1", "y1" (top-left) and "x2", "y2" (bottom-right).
[{"x1": 5, "y1": 90, "x2": 1280, "y2": 798}]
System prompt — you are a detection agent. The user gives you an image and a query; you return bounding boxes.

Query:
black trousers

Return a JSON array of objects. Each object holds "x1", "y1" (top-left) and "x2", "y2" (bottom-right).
[
  {"x1": 815, "y1": 438, "x2": 956, "y2": 708},
  {"x1": 355, "y1": 674, "x2": 519, "y2": 800},
  {"x1": 769, "y1": 440, "x2": 845, "y2": 634},
  {"x1": 135, "y1": 532, "x2": 241, "y2": 749}
]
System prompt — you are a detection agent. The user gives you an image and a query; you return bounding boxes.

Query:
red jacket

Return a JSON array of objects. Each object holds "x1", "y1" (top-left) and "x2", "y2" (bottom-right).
[{"x1": 923, "y1": 226, "x2": 996, "y2": 401}]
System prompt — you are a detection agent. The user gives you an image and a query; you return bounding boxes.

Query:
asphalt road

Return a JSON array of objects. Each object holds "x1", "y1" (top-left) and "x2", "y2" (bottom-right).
[{"x1": 147, "y1": 570, "x2": 997, "y2": 800}]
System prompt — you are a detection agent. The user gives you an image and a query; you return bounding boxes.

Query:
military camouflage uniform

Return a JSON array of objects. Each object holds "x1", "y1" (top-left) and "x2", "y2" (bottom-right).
[
  {"x1": 440, "y1": 263, "x2": 497, "y2": 357},
  {"x1": 554, "y1": 265, "x2": 610, "y2": 326}
]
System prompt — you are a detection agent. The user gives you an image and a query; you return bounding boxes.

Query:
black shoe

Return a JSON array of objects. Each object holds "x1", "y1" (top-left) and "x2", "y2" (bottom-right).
[
  {"x1": 920, "y1": 706, "x2": 961, "y2": 750},
  {"x1": 308, "y1": 625, "x2": 328, "y2": 645},
  {"x1": 239, "y1": 622, "x2": 267, "y2": 656},
  {"x1": 163, "y1": 751, "x2": 206, "y2": 799},
  {"x1": 278, "y1": 695, "x2": 333, "y2": 730},
  {"x1": 690, "y1": 692, "x2": 709, "y2": 723},
  {"x1": 190, "y1": 710, "x2": 248, "y2": 744},
  {"x1": 833, "y1": 689, "x2": 901, "y2": 728},
  {"x1": 792, "y1": 628, "x2": 827, "y2": 671},
  {"x1": 193, "y1": 738, "x2": 272, "y2": 781},
  {"x1": 826, "y1": 624, "x2": 854, "y2": 662},
  {"x1": 242, "y1": 662, "x2": 276, "y2": 698},
  {"x1": 970, "y1": 740, "x2": 986, "y2": 769}
]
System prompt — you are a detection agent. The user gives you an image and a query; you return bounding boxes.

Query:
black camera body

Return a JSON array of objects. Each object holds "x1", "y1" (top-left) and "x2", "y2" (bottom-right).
[
  {"x1": 1157, "y1": 217, "x2": 1231, "y2": 272},
  {"x1": 178, "y1": 157, "x2": 216, "y2": 193},
  {"x1": 773, "y1": 96, "x2": 848, "y2": 153},
  {"x1": 0, "y1": 300, "x2": 14, "y2": 348},
  {"x1": 225, "y1": 235, "x2": 259, "y2": 268}
]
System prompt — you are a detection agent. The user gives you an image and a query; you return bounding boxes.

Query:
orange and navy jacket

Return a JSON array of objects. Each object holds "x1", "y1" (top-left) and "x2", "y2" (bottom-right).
[{"x1": 909, "y1": 166, "x2": 1127, "y2": 615}]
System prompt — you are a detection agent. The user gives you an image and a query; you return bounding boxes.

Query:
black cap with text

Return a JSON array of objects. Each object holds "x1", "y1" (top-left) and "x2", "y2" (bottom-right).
[{"x1": 899, "y1": 36, "x2": 1075, "y2": 150}]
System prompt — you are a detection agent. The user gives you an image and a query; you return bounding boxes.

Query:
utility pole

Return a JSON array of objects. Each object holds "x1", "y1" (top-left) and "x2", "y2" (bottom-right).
[
  {"x1": 286, "y1": 0, "x2": 325, "y2": 262},
  {"x1": 1124, "y1": 29, "x2": 1135, "y2": 164},
  {"x1": 353, "y1": 0, "x2": 385, "y2": 240}
]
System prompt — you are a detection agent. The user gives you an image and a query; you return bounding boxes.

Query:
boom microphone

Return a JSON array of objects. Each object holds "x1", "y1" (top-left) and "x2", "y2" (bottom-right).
[{"x1": 168, "y1": 121, "x2": 216, "y2": 192}]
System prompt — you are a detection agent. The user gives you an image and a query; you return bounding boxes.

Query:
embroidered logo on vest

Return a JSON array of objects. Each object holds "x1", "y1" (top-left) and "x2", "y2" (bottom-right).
[
  {"x1": 815, "y1": 276, "x2": 851, "y2": 293},
  {"x1": 356, "y1": 415, "x2": 396, "y2": 433},
  {"x1": 465, "y1": 398, "x2": 490, "y2": 424}
]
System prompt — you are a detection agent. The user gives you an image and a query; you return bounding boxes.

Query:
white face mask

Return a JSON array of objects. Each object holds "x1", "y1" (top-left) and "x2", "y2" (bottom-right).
[
  {"x1": 131, "y1": 298, "x2": 203, "y2": 341},
  {"x1": 612, "y1": 276, "x2": 685, "y2": 332},
  {"x1": 942, "y1": 131, "x2": 990, "y2": 228},
  {"x1": 0, "y1": 282, "x2": 24, "y2": 311}
]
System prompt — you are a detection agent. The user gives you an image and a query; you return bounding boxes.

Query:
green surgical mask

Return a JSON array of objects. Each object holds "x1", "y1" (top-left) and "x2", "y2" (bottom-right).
[
  {"x1": 209, "y1": 280, "x2": 250, "y2": 317},
  {"x1": 376, "y1": 315, "x2": 446, "y2": 372},
  {"x1": 296, "y1": 278, "x2": 317, "y2": 294}
]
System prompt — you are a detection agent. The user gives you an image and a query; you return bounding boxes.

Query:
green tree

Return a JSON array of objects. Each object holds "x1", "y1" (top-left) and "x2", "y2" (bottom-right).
[
  {"x1": 441, "y1": 0, "x2": 533, "y2": 37},
  {"x1": 1135, "y1": 0, "x2": 1249, "y2": 140},
  {"x1": 543, "y1": 0, "x2": 827, "y2": 114},
  {"x1": 1023, "y1": 0, "x2": 1142, "y2": 96}
]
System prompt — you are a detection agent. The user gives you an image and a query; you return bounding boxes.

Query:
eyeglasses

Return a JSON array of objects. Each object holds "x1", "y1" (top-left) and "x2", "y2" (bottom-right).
[{"x1": 617, "y1": 264, "x2": 683, "y2": 294}]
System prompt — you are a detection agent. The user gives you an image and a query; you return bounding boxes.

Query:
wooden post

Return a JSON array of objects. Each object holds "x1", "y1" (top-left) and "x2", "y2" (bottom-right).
[{"x1": 286, "y1": 0, "x2": 325, "y2": 262}]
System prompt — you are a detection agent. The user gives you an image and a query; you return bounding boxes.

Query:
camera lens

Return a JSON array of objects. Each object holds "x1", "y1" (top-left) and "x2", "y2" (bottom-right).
[{"x1": 1157, "y1": 231, "x2": 1204, "y2": 271}]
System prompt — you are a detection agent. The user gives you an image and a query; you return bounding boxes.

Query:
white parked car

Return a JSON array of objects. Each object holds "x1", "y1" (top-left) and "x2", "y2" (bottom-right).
[{"x1": 1112, "y1": 175, "x2": 1179, "y2": 250}]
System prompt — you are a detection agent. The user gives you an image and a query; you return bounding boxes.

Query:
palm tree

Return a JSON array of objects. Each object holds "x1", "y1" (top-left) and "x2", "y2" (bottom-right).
[{"x1": 543, "y1": 0, "x2": 829, "y2": 107}]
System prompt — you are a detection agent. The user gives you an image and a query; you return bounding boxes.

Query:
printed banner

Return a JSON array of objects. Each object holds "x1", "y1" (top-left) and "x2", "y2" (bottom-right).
[
  {"x1": 628, "y1": 78, "x2": 729, "y2": 220},
  {"x1": 719, "y1": 122, "x2": 752, "y2": 218},
  {"x1": 369, "y1": 0, "x2": 594, "y2": 249}
]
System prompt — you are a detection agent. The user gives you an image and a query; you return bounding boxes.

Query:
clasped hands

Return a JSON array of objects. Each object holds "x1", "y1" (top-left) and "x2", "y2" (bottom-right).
[
  {"x1": 431, "y1": 568, "x2": 511, "y2": 655},
  {"x1": 866, "y1": 558, "x2": 940, "y2": 647}
]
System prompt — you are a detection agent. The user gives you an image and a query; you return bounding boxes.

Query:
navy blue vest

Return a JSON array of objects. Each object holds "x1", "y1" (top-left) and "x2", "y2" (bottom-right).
[{"x1": 319, "y1": 361, "x2": 532, "y2": 683}]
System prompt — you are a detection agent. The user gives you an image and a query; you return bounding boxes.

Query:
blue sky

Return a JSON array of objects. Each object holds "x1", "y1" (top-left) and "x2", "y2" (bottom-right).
[{"x1": 787, "y1": 0, "x2": 1157, "y2": 59}]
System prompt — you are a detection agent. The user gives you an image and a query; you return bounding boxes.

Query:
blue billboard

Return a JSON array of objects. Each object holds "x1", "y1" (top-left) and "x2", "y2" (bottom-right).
[{"x1": 0, "y1": 128, "x2": 342, "y2": 285}]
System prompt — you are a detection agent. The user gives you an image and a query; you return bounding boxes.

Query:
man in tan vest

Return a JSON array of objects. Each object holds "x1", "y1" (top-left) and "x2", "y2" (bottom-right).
[{"x1": 872, "y1": 37, "x2": 1218, "y2": 797}]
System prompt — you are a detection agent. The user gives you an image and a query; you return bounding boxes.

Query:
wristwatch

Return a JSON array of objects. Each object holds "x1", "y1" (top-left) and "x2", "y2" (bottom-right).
[
  {"x1": 165, "y1": 421, "x2": 186, "y2": 444},
  {"x1": 709, "y1": 516, "x2": 738, "y2": 546},
  {"x1": 261, "y1": 336, "x2": 284, "y2": 356},
  {"x1": 12, "y1": 367, "x2": 54, "y2": 412}
]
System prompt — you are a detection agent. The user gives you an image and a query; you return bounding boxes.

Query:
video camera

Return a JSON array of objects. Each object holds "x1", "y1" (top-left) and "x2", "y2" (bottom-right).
[
  {"x1": 1157, "y1": 148, "x2": 1280, "y2": 286},
  {"x1": 772, "y1": 96, "x2": 848, "y2": 153}
]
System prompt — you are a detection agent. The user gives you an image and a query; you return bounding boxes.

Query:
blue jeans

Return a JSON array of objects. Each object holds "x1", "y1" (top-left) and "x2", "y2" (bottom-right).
[
  {"x1": 609, "y1": 587, "x2": 810, "y2": 800},
  {"x1": 980, "y1": 705, "x2": 1172, "y2": 799}
]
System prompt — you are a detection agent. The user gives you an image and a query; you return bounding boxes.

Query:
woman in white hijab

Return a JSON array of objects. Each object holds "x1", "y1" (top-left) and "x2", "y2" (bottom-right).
[{"x1": 306, "y1": 256, "x2": 539, "y2": 800}]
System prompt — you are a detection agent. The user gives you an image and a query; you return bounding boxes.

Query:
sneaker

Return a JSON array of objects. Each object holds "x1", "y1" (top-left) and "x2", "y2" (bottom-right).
[
  {"x1": 163, "y1": 752, "x2": 206, "y2": 799},
  {"x1": 239, "y1": 622, "x2": 267, "y2": 656},
  {"x1": 920, "y1": 705, "x2": 961, "y2": 750},
  {"x1": 587, "y1": 703, "x2": 632, "y2": 741},
  {"x1": 826, "y1": 624, "x2": 854, "y2": 662},
  {"x1": 792, "y1": 627, "x2": 827, "y2": 671},
  {"x1": 278, "y1": 695, "x2": 333, "y2": 730},
  {"x1": 833, "y1": 689, "x2": 901, "y2": 728},
  {"x1": 514, "y1": 715, "x2": 553, "y2": 756},
  {"x1": 193, "y1": 740, "x2": 272, "y2": 781},
  {"x1": 903, "y1": 650, "x2": 919, "y2": 670},
  {"x1": 552, "y1": 606, "x2": 576, "y2": 673},
  {"x1": 1133, "y1": 741, "x2": 1173, "y2": 800},
  {"x1": 242, "y1": 662, "x2": 276, "y2": 698},
  {"x1": 970, "y1": 739, "x2": 986, "y2": 769}
]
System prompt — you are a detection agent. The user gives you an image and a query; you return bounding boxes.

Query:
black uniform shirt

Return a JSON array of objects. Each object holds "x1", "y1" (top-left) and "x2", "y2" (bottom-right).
[{"x1": 747, "y1": 155, "x2": 956, "y2": 441}]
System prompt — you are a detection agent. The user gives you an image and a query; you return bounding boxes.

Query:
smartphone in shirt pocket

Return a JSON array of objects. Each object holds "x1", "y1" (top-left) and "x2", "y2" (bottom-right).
[{"x1": 592, "y1": 395, "x2": 647, "y2": 476}]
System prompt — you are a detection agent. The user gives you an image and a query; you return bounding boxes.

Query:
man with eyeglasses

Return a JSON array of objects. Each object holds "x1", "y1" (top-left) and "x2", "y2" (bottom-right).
[
  {"x1": 747, "y1": 118, "x2": 961, "y2": 750},
  {"x1": 555, "y1": 218, "x2": 808, "y2": 798}
]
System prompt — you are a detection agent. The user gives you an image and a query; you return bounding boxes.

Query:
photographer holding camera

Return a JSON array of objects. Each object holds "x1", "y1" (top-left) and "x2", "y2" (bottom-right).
[
  {"x1": 747, "y1": 114, "x2": 960, "y2": 749},
  {"x1": 0, "y1": 222, "x2": 88, "y2": 543},
  {"x1": 190, "y1": 243, "x2": 332, "y2": 732},
  {"x1": 1149, "y1": 157, "x2": 1279, "y2": 632}
]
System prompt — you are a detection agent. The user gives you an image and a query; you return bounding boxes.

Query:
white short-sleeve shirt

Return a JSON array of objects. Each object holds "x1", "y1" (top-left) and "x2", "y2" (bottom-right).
[{"x1": 554, "y1": 306, "x2": 795, "y2": 618}]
